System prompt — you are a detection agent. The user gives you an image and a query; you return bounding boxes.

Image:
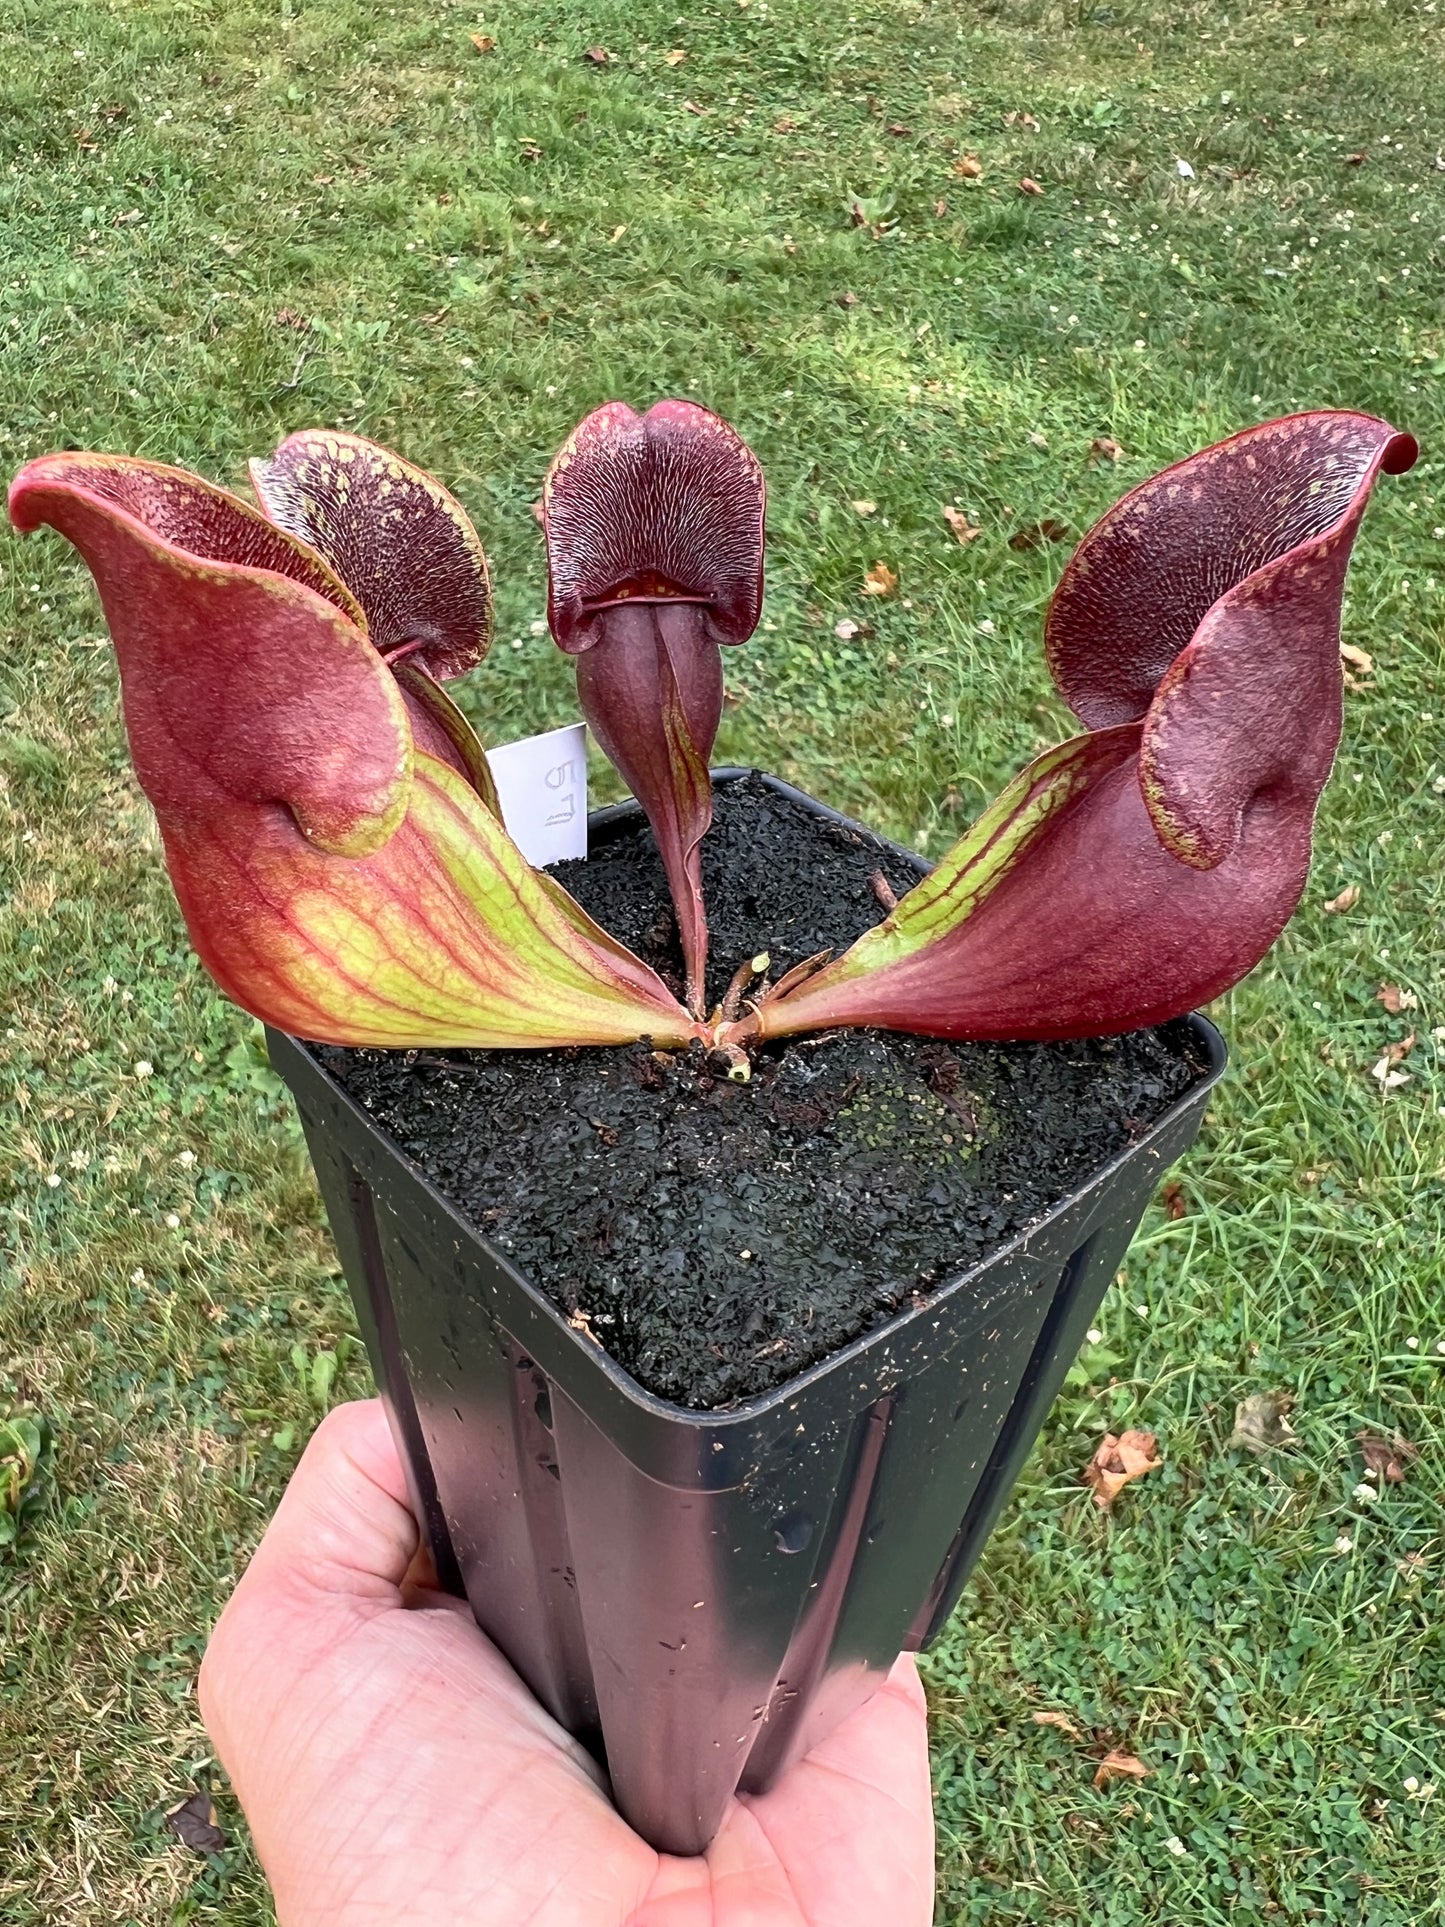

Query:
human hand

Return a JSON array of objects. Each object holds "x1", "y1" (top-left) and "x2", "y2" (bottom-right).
[{"x1": 200, "y1": 1400, "x2": 935, "y2": 1926}]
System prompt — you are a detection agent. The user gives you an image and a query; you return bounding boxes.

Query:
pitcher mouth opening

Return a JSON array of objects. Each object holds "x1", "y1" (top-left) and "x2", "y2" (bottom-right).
[{"x1": 580, "y1": 569, "x2": 711, "y2": 615}]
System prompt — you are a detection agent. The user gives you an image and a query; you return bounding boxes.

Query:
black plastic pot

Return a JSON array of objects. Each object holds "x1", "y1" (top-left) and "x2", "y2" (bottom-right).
[{"x1": 267, "y1": 770, "x2": 1226, "y2": 1857}]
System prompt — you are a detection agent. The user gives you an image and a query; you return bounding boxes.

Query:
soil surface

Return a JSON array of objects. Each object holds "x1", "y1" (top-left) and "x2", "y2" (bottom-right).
[{"x1": 322, "y1": 772, "x2": 1209, "y2": 1410}]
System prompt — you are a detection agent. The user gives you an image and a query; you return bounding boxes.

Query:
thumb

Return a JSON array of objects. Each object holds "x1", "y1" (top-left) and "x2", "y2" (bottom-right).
[{"x1": 242, "y1": 1398, "x2": 420, "y2": 1603}]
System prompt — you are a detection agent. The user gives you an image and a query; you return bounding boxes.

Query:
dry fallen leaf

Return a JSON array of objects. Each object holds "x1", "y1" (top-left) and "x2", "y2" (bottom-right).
[
  {"x1": 1032, "y1": 1710, "x2": 1083, "y2": 1739},
  {"x1": 664, "y1": 47, "x2": 687, "y2": 65},
  {"x1": 469, "y1": 32, "x2": 496, "y2": 52},
  {"x1": 1082, "y1": 1430, "x2": 1162, "y2": 1510},
  {"x1": 167, "y1": 1791, "x2": 226, "y2": 1855},
  {"x1": 1340, "y1": 642, "x2": 1375, "y2": 675},
  {"x1": 1018, "y1": 176, "x2": 1044, "y2": 196},
  {"x1": 774, "y1": 114, "x2": 797, "y2": 133},
  {"x1": 584, "y1": 44, "x2": 611, "y2": 64},
  {"x1": 1008, "y1": 518, "x2": 1070, "y2": 550},
  {"x1": 1344, "y1": 150, "x2": 1368, "y2": 165},
  {"x1": 851, "y1": 499, "x2": 878, "y2": 517},
  {"x1": 934, "y1": 196, "x2": 949, "y2": 216},
  {"x1": 1322, "y1": 884, "x2": 1360, "y2": 914},
  {"x1": 942, "y1": 505, "x2": 981, "y2": 544},
  {"x1": 273, "y1": 308, "x2": 310, "y2": 331},
  {"x1": 1227, "y1": 1391, "x2": 1297, "y2": 1455},
  {"x1": 1160, "y1": 1178, "x2": 1187, "y2": 1221},
  {"x1": 1004, "y1": 110, "x2": 1042, "y2": 131},
  {"x1": 953, "y1": 154, "x2": 984, "y2": 179},
  {"x1": 1358, "y1": 1431, "x2": 1419, "y2": 1485},
  {"x1": 1091, "y1": 436, "x2": 1124, "y2": 462},
  {"x1": 608, "y1": 223, "x2": 628, "y2": 244},
  {"x1": 1371, "y1": 1034, "x2": 1415, "y2": 1087},
  {"x1": 861, "y1": 560, "x2": 898, "y2": 598},
  {"x1": 529, "y1": 497, "x2": 545, "y2": 525},
  {"x1": 1376, "y1": 984, "x2": 1418, "y2": 1015},
  {"x1": 1093, "y1": 1749, "x2": 1151, "y2": 1789},
  {"x1": 682, "y1": 100, "x2": 708, "y2": 116}
]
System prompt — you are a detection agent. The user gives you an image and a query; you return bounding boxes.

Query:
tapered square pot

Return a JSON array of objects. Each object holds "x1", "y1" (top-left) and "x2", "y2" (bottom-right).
[{"x1": 266, "y1": 770, "x2": 1226, "y2": 1857}]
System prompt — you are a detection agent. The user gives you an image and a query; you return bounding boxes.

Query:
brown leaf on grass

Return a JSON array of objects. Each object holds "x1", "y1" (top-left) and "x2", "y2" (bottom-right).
[
  {"x1": 942, "y1": 505, "x2": 981, "y2": 544},
  {"x1": 1091, "y1": 436, "x2": 1124, "y2": 462},
  {"x1": 934, "y1": 197, "x2": 949, "y2": 216},
  {"x1": 861, "y1": 560, "x2": 898, "y2": 597},
  {"x1": 1082, "y1": 1430, "x2": 1162, "y2": 1510},
  {"x1": 584, "y1": 44, "x2": 612, "y2": 64},
  {"x1": 1093, "y1": 1749, "x2": 1152, "y2": 1789},
  {"x1": 518, "y1": 139, "x2": 542, "y2": 160},
  {"x1": 835, "y1": 290, "x2": 860, "y2": 308},
  {"x1": 1160, "y1": 1178, "x2": 1187, "y2": 1220},
  {"x1": 1008, "y1": 518, "x2": 1070, "y2": 550},
  {"x1": 1358, "y1": 1431, "x2": 1419, "y2": 1485},
  {"x1": 664, "y1": 47, "x2": 687, "y2": 65},
  {"x1": 167, "y1": 1791, "x2": 225, "y2": 1855},
  {"x1": 1033, "y1": 1710, "x2": 1083, "y2": 1739},
  {"x1": 953, "y1": 154, "x2": 984, "y2": 178},
  {"x1": 1376, "y1": 984, "x2": 1418, "y2": 1015},
  {"x1": 851, "y1": 499, "x2": 878, "y2": 517},
  {"x1": 1340, "y1": 642, "x2": 1375, "y2": 675},
  {"x1": 888, "y1": 122, "x2": 913, "y2": 137},
  {"x1": 682, "y1": 100, "x2": 708, "y2": 116},
  {"x1": 1227, "y1": 1391, "x2": 1297, "y2": 1455},
  {"x1": 1004, "y1": 110, "x2": 1042, "y2": 131},
  {"x1": 529, "y1": 497, "x2": 545, "y2": 525},
  {"x1": 1018, "y1": 176, "x2": 1045, "y2": 196},
  {"x1": 1322, "y1": 884, "x2": 1360, "y2": 914},
  {"x1": 469, "y1": 32, "x2": 496, "y2": 52},
  {"x1": 274, "y1": 308, "x2": 311, "y2": 331},
  {"x1": 1371, "y1": 1033, "x2": 1416, "y2": 1087},
  {"x1": 1344, "y1": 150, "x2": 1368, "y2": 165},
  {"x1": 774, "y1": 114, "x2": 797, "y2": 133}
]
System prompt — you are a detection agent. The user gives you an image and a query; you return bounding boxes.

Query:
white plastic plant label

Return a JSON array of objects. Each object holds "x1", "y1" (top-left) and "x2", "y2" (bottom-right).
[{"x1": 484, "y1": 721, "x2": 588, "y2": 868}]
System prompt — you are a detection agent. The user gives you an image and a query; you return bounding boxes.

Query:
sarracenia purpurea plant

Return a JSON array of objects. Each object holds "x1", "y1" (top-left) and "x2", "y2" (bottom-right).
[{"x1": 8, "y1": 403, "x2": 1416, "y2": 1072}]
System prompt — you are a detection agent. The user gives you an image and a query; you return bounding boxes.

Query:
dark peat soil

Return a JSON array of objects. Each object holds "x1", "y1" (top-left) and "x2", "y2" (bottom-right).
[{"x1": 323, "y1": 772, "x2": 1208, "y2": 1410}]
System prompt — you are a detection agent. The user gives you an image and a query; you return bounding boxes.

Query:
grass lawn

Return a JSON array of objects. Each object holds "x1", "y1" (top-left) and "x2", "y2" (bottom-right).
[{"x1": 2, "y1": 0, "x2": 1444, "y2": 1918}]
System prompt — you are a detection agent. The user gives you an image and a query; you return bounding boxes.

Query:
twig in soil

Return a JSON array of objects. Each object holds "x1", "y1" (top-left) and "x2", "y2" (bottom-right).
[
  {"x1": 566, "y1": 1308, "x2": 602, "y2": 1345},
  {"x1": 869, "y1": 869, "x2": 898, "y2": 912},
  {"x1": 720, "y1": 950, "x2": 771, "y2": 1023}
]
